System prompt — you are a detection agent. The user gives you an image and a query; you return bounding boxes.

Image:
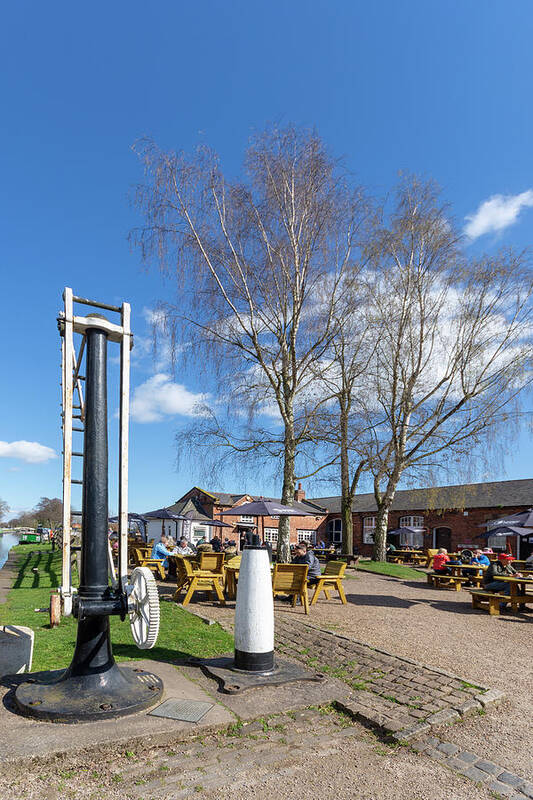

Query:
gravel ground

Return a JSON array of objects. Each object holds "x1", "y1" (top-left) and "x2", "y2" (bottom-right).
[
  {"x1": 183, "y1": 569, "x2": 533, "y2": 782},
  {"x1": 0, "y1": 708, "x2": 496, "y2": 800}
]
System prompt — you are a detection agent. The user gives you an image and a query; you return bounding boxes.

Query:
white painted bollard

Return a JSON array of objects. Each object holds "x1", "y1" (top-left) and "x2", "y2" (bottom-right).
[{"x1": 234, "y1": 545, "x2": 274, "y2": 672}]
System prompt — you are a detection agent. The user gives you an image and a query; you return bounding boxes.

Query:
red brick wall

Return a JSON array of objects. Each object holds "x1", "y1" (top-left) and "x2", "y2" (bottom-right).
[{"x1": 348, "y1": 505, "x2": 530, "y2": 557}]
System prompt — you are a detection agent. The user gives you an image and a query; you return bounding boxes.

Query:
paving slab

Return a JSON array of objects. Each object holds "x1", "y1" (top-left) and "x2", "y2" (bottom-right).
[{"x1": 0, "y1": 660, "x2": 233, "y2": 762}]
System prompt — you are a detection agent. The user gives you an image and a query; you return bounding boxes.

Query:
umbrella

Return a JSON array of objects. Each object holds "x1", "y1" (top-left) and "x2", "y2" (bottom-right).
[
  {"x1": 143, "y1": 507, "x2": 188, "y2": 538},
  {"x1": 387, "y1": 526, "x2": 425, "y2": 535},
  {"x1": 480, "y1": 525, "x2": 533, "y2": 538},
  {"x1": 108, "y1": 512, "x2": 149, "y2": 540},
  {"x1": 480, "y1": 509, "x2": 533, "y2": 528},
  {"x1": 222, "y1": 499, "x2": 318, "y2": 548},
  {"x1": 221, "y1": 499, "x2": 315, "y2": 517},
  {"x1": 180, "y1": 510, "x2": 233, "y2": 528}
]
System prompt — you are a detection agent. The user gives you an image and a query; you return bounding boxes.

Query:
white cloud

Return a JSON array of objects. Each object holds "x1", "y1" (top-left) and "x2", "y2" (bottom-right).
[
  {"x1": 464, "y1": 190, "x2": 533, "y2": 240},
  {"x1": 0, "y1": 440, "x2": 57, "y2": 463},
  {"x1": 130, "y1": 374, "x2": 209, "y2": 423}
]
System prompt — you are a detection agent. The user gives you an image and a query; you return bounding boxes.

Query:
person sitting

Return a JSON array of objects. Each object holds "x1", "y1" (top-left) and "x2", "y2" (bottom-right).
[
  {"x1": 432, "y1": 548, "x2": 451, "y2": 574},
  {"x1": 210, "y1": 534, "x2": 222, "y2": 552},
  {"x1": 151, "y1": 534, "x2": 175, "y2": 570},
  {"x1": 483, "y1": 553, "x2": 522, "y2": 596},
  {"x1": 525, "y1": 552, "x2": 533, "y2": 566},
  {"x1": 471, "y1": 549, "x2": 490, "y2": 567},
  {"x1": 292, "y1": 542, "x2": 322, "y2": 585},
  {"x1": 175, "y1": 537, "x2": 195, "y2": 556},
  {"x1": 386, "y1": 542, "x2": 397, "y2": 553}
]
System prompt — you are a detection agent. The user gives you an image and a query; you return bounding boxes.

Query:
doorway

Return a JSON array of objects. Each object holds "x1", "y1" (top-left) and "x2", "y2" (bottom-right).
[{"x1": 434, "y1": 527, "x2": 452, "y2": 550}]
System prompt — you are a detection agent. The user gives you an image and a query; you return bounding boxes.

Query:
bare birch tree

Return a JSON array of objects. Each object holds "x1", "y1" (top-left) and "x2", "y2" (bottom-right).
[
  {"x1": 131, "y1": 126, "x2": 367, "y2": 560},
  {"x1": 362, "y1": 177, "x2": 533, "y2": 560}
]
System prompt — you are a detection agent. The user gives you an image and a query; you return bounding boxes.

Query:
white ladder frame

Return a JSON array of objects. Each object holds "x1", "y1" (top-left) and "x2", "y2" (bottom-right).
[{"x1": 59, "y1": 287, "x2": 133, "y2": 614}]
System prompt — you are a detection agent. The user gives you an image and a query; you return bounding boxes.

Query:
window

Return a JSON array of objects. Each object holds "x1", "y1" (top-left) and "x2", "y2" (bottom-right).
[
  {"x1": 297, "y1": 529, "x2": 316, "y2": 544},
  {"x1": 363, "y1": 517, "x2": 376, "y2": 544},
  {"x1": 264, "y1": 527, "x2": 278, "y2": 543},
  {"x1": 327, "y1": 518, "x2": 342, "y2": 543},
  {"x1": 240, "y1": 515, "x2": 254, "y2": 523},
  {"x1": 399, "y1": 516, "x2": 424, "y2": 528}
]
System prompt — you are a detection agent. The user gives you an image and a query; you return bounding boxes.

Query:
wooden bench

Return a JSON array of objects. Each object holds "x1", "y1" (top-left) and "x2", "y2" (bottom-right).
[
  {"x1": 427, "y1": 573, "x2": 470, "y2": 591},
  {"x1": 467, "y1": 589, "x2": 530, "y2": 616}
]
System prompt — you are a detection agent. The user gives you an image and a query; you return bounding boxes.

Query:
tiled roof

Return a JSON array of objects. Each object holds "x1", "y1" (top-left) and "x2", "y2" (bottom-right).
[{"x1": 311, "y1": 478, "x2": 533, "y2": 515}]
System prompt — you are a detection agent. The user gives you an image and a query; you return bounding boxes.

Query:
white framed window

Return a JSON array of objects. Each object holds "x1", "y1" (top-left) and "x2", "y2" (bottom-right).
[
  {"x1": 297, "y1": 529, "x2": 316, "y2": 544},
  {"x1": 327, "y1": 518, "x2": 342, "y2": 543},
  {"x1": 264, "y1": 527, "x2": 278, "y2": 543},
  {"x1": 399, "y1": 515, "x2": 424, "y2": 528},
  {"x1": 363, "y1": 516, "x2": 376, "y2": 544},
  {"x1": 240, "y1": 515, "x2": 254, "y2": 523}
]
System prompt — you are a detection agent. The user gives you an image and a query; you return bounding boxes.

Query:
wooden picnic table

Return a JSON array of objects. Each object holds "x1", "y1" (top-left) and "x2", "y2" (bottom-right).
[
  {"x1": 493, "y1": 575, "x2": 533, "y2": 612},
  {"x1": 387, "y1": 550, "x2": 426, "y2": 565}
]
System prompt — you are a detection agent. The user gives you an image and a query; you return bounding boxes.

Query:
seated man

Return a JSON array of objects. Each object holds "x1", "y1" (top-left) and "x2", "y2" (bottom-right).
[
  {"x1": 151, "y1": 534, "x2": 175, "y2": 570},
  {"x1": 470, "y1": 549, "x2": 490, "y2": 567},
  {"x1": 483, "y1": 553, "x2": 521, "y2": 595},
  {"x1": 432, "y1": 548, "x2": 451, "y2": 574},
  {"x1": 175, "y1": 537, "x2": 195, "y2": 556},
  {"x1": 292, "y1": 542, "x2": 322, "y2": 585}
]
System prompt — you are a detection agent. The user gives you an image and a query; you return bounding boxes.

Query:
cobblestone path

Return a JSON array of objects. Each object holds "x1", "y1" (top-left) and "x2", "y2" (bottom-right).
[{"x1": 274, "y1": 616, "x2": 499, "y2": 738}]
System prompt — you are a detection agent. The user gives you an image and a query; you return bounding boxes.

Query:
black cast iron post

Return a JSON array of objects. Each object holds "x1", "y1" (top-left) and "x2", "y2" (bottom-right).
[{"x1": 14, "y1": 314, "x2": 163, "y2": 722}]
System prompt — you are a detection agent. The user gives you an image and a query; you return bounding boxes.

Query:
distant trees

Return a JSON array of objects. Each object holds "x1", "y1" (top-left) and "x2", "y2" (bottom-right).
[
  {"x1": 8, "y1": 497, "x2": 63, "y2": 529},
  {"x1": 0, "y1": 498, "x2": 9, "y2": 524}
]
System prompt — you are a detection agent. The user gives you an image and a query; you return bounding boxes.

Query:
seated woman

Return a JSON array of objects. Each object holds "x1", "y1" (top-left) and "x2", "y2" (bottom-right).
[
  {"x1": 151, "y1": 534, "x2": 176, "y2": 570},
  {"x1": 432, "y1": 548, "x2": 451, "y2": 574}
]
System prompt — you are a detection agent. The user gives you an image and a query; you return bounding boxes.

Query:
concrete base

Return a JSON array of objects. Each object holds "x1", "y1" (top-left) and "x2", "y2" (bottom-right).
[
  {"x1": 0, "y1": 658, "x2": 350, "y2": 764},
  {"x1": 0, "y1": 626, "x2": 34, "y2": 678}
]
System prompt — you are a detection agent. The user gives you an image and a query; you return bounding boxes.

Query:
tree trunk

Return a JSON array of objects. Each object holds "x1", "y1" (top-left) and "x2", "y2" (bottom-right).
[
  {"x1": 277, "y1": 427, "x2": 296, "y2": 563},
  {"x1": 372, "y1": 503, "x2": 390, "y2": 562},
  {"x1": 339, "y1": 406, "x2": 353, "y2": 554}
]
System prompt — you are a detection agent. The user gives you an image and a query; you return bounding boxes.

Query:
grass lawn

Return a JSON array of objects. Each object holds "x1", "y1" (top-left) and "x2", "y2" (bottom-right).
[
  {"x1": 356, "y1": 560, "x2": 426, "y2": 580},
  {"x1": 0, "y1": 546, "x2": 234, "y2": 671}
]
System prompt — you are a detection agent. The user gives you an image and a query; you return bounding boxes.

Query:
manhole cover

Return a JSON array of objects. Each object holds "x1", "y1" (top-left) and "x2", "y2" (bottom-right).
[{"x1": 148, "y1": 698, "x2": 214, "y2": 722}]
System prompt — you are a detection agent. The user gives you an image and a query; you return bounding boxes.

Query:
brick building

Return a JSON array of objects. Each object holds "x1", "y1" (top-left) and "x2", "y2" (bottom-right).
[
  {"x1": 154, "y1": 484, "x2": 327, "y2": 548},
  {"x1": 312, "y1": 478, "x2": 533, "y2": 559},
  {"x1": 146, "y1": 478, "x2": 533, "y2": 559}
]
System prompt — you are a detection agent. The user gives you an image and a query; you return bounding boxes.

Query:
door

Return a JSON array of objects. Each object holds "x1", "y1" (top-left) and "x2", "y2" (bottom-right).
[{"x1": 435, "y1": 527, "x2": 452, "y2": 550}]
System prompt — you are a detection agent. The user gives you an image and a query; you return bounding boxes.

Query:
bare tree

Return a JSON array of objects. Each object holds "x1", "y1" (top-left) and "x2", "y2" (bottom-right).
[
  {"x1": 0, "y1": 498, "x2": 9, "y2": 524},
  {"x1": 34, "y1": 497, "x2": 63, "y2": 528},
  {"x1": 132, "y1": 125, "x2": 367, "y2": 560},
  {"x1": 362, "y1": 177, "x2": 533, "y2": 560}
]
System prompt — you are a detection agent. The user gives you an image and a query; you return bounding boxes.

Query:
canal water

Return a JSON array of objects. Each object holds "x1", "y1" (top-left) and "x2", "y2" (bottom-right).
[{"x1": 0, "y1": 532, "x2": 19, "y2": 570}]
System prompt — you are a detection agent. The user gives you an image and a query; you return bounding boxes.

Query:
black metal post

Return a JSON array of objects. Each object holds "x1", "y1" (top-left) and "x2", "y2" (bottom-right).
[{"x1": 15, "y1": 316, "x2": 163, "y2": 722}]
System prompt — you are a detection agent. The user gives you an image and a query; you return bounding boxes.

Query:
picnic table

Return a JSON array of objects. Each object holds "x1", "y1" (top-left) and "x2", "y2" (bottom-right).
[
  {"x1": 493, "y1": 575, "x2": 533, "y2": 612},
  {"x1": 428, "y1": 563, "x2": 486, "y2": 591},
  {"x1": 387, "y1": 550, "x2": 426, "y2": 565}
]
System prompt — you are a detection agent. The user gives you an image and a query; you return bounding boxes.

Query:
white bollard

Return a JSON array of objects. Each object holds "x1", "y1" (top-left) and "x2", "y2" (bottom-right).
[{"x1": 234, "y1": 545, "x2": 274, "y2": 672}]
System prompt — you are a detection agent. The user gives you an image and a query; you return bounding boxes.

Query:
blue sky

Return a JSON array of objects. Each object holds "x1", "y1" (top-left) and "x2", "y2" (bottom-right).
[{"x1": 1, "y1": 1, "x2": 533, "y2": 518}]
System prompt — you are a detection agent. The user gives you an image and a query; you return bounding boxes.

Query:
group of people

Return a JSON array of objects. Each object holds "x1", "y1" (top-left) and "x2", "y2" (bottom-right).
[{"x1": 433, "y1": 547, "x2": 525, "y2": 596}]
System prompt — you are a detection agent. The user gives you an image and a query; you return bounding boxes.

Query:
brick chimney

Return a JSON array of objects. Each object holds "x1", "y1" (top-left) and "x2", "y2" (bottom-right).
[{"x1": 294, "y1": 482, "x2": 305, "y2": 502}]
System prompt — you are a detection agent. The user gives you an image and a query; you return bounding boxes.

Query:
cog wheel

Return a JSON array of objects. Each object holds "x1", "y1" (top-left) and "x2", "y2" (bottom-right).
[{"x1": 128, "y1": 566, "x2": 160, "y2": 649}]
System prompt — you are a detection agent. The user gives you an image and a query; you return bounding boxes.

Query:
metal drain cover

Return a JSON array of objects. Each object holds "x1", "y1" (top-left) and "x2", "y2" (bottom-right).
[{"x1": 149, "y1": 698, "x2": 214, "y2": 722}]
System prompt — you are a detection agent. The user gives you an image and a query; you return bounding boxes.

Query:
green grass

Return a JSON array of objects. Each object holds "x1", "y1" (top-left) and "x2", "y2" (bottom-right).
[
  {"x1": 0, "y1": 547, "x2": 234, "y2": 671},
  {"x1": 356, "y1": 560, "x2": 425, "y2": 580}
]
